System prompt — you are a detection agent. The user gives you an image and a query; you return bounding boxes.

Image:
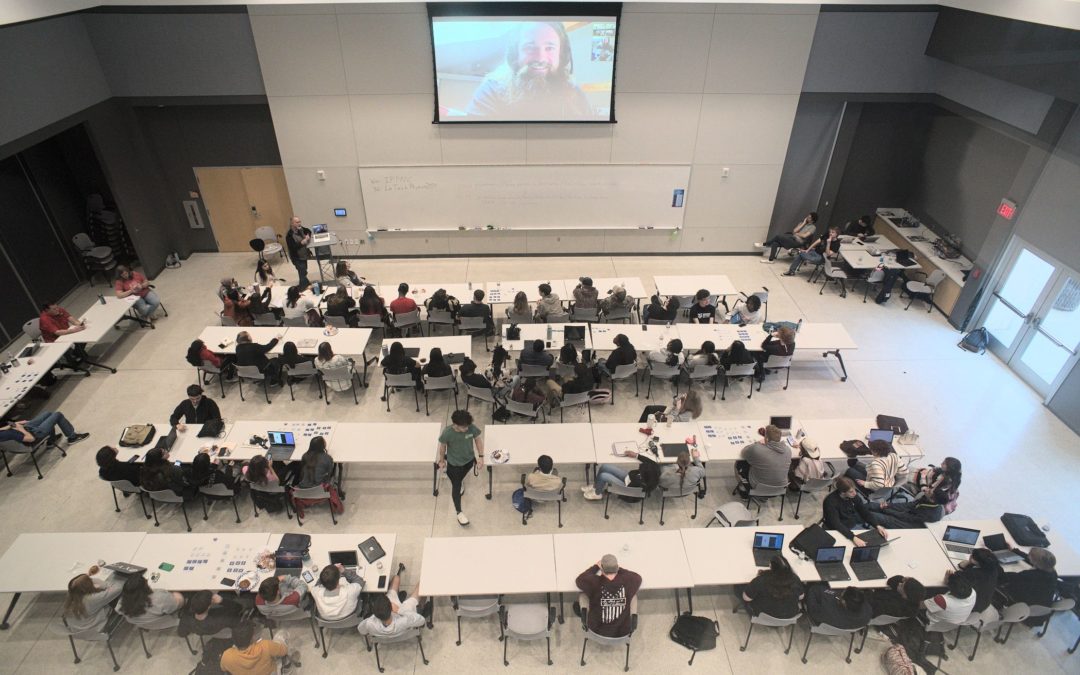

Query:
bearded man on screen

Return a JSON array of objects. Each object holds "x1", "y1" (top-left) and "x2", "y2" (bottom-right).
[{"x1": 466, "y1": 21, "x2": 592, "y2": 120}]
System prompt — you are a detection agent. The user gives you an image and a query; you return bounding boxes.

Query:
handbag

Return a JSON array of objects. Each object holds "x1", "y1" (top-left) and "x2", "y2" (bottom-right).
[
  {"x1": 119, "y1": 423, "x2": 156, "y2": 447},
  {"x1": 198, "y1": 419, "x2": 225, "y2": 437},
  {"x1": 789, "y1": 524, "x2": 835, "y2": 561}
]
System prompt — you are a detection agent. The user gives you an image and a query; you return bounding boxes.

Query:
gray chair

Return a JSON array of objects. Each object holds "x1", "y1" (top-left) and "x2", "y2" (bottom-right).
[
  {"x1": 745, "y1": 482, "x2": 787, "y2": 521},
  {"x1": 322, "y1": 314, "x2": 348, "y2": 328},
  {"x1": 658, "y1": 483, "x2": 701, "y2": 526},
  {"x1": 255, "y1": 602, "x2": 319, "y2": 648},
  {"x1": 253, "y1": 312, "x2": 282, "y2": 326},
  {"x1": 363, "y1": 626, "x2": 428, "y2": 673},
  {"x1": 315, "y1": 612, "x2": 361, "y2": 658},
  {"x1": 318, "y1": 363, "x2": 360, "y2": 406},
  {"x1": 720, "y1": 362, "x2": 757, "y2": 400},
  {"x1": 947, "y1": 606, "x2": 996, "y2": 661},
  {"x1": 600, "y1": 306, "x2": 632, "y2": 324},
  {"x1": 904, "y1": 270, "x2": 946, "y2": 312},
  {"x1": 0, "y1": 436, "x2": 64, "y2": 480},
  {"x1": 546, "y1": 313, "x2": 570, "y2": 324},
  {"x1": 72, "y1": 232, "x2": 116, "y2": 284},
  {"x1": 706, "y1": 501, "x2": 758, "y2": 528},
  {"x1": 199, "y1": 483, "x2": 241, "y2": 523},
  {"x1": 801, "y1": 619, "x2": 865, "y2": 664},
  {"x1": 392, "y1": 308, "x2": 424, "y2": 337},
  {"x1": 426, "y1": 308, "x2": 455, "y2": 335},
  {"x1": 505, "y1": 308, "x2": 534, "y2": 324},
  {"x1": 793, "y1": 475, "x2": 835, "y2": 519},
  {"x1": 1027, "y1": 598, "x2": 1075, "y2": 638},
  {"x1": 757, "y1": 354, "x2": 792, "y2": 392},
  {"x1": 121, "y1": 611, "x2": 181, "y2": 659},
  {"x1": 602, "y1": 483, "x2": 648, "y2": 526},
  {"x1": 291, "y1": 485, "x2": 338, "y2": 526},
  {"x1": 855, "y1": 614, "x2": 904, "y2": 654},
  {"x1": 282, "y1": 316, "x2": 308, "y2": 327},
  {"x1": 501, "y1": 602, "x2": 556, "y2": 666},
  {"x1": 285, "y1": 361, "x2": 322, "y2": 402},
  {"x1": 520, "y1": 473, "x2": 567, "y2": 527},
  {"x1": 105, "y1": 478, "x2": 150, "y2": 518},
  {"x1": 579, "y1": 599, "x2": 637, "y2": 671},
  {"x1": 355, "y1": 312, "x2": 386, "y2": 338},
  {"x1": 557, "y1": 390, "x2": 592, "y2": 422},
  {"x1": 452, "y1": 595, "x2": 502, "y2": 646},
  {"x1": 254, "y1": 225, "x2": 285, "y2": 261},
  {"x1": 463, "y1": 382, "x2": 499, "y2": 421},
  {"x1": 685, "y1": 363, "x2": 720, "y2": 397},
  {"x1": 457, "y1": 315, "x2": 490, "y2": 351},
  {"x1": 818, "y1": 259, "x2": 848, "y2": 297},
  {"x1": 199, "y1": 359, "x2": 231, "y2": 398},
  {"x1": 740, "y1": 611, "x2": 800, "y2": 654},
  {"x1": 520, "y1": 362, "x2": 552, "y2": 378},
  {"x1": 604, "y1": 362, "x2": 639, "y2": 405},
  {"x1": 143, "y1": 488, "x2": 191, "y2": 531},
  {"x1": 505, "y1": 398, "x2": 546, "y2": 423},
  {"x1": 991, "y1": 602, "x2": 1031, "y2": 644},
  {"x1": 645, "y1": 362, "x2": 681, "y2": 398},
  {"x1": 860, "y1": 267, "x2": 885, "y2": 303},
  {"x1": 423, "y1": 374, "x2": 458, "y2": 416},
  {"x1": 920, "y1": 619, "x2": 961, "y2": 669},
  {"x1": 236, "y1": 365, "x2": 271, "y2": 404},
  {"x1": 219, "y1": 314, "x2": 238, "y2": 327},
  {"x1": 249, "y1": 481, "x2": 292, "y2": 519},
  {"x1": 569, "y1": 306, "x2": 599, "y2": 322},
  {"x1": 383, "y1": 371, "x2": 420, "y2": 412},
  {"x1": 555, "y1": 360, "x2": 575, "y2": 380},
  {"x1": 55, "y1": 610, "x2": 124, "y2": 671}
]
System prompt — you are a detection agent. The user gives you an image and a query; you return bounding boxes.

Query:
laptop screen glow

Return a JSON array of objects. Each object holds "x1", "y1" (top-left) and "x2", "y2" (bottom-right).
[
  {"x1": 816, "y1": 546, "x2": 845, "y2": 563},
  {"x1": 943, "y1": 526, "x2": 980, "y2": 545},
  {"x1": 753, "y1": 532, "x2": 784, "y2": 551},
  {"x1": 268, "y1": 431, "x2": 295, "y2": 446},
  {"x1": 868, "y1": 428, "x2": 895, "y2": 443},
  {"x1": 851, "y1": 546, "x2": 879, "y2": 563}
]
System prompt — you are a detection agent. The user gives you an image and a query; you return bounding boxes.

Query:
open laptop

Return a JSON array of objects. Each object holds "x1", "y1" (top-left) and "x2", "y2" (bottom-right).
[
  {"x1": 611, "y1": 441, "x2": 638, "y2": 457},
  {"x1": 983, "y1": 533, "x2": 1023, "y2": 564},
  {"x1": 660, "y1": 443, "x2": 689, "y2": 458},
  {"x1": 868, "y1": 428, "x2": 895, "y2": 444},
  {"x1": 266, "y1": 430, "x2": 296, "y2": 461},
  {"x1": 941, "y1": 525, "x2": 980, "y2": 560},
  {"x1": 850, "y1": 546, "x2": 887, "y2": 581},
  {"x1": 154, "y1": 426, "x2": 177, "y2": 452},
  {"x1": 275, "y1": 550, "x2": 303, "y2": 576},
  {"x1": 563, "y1": 325, "x2": 586, "y2": 342},
  {"x1": 856, "y1": 529, "x2": 900, "y2": 548},
  {"x1": 359, "y1": 536, "x2": 386, "y2": 564},
  {"x1": 381, "y1": 345, "x2": 420, "y2": 358},
  {"x1": 752, "y1": 532, "x2": 784, "y2": 567},
  {"x1": 311, "y1": 223, "x2": 331, "y2": 244},
  {"x1": 328, "y1": 550, "x2": 359, "y2": 570},
  {"x1": 769, "y1": 416, "x2": 793, "y2": 434},
  {"x1": 814, "y1": 546, "x2": 851, "y2": 582}
]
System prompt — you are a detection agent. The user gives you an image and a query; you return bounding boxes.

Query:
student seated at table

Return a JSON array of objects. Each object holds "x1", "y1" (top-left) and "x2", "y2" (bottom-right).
[
  {"x1": 190, "y1": 451, "x2": 240, "y2": 494},
  {"x1": 186, "y1": 339, "x2": 236, "y2": 378},
  {"x1": 96, "y1": 445, "x2": 141, "y2": 486},
  {"x1": 425, "y1": 288, "x2": 460, "y2": 318},
  {"x1": 844, "y1": 439, "x2": 902, "y2": 494},
  {"x1": 314, "y1": 341, "x2": 354, "y2": 401},
  {"x1": 924, "y1": 574, "x2": 975, "y2": 628},
  {"x1": 170, "y1": 384, "x2": 222, "y2": 430},
  {"x1": 736, "y1": 425, "x2": 789, "y2": 494},
  {"x1": 727, "y1": 294, "x2": 763, "y2": 325},
  {"x1": 639, "y1": 389, "x2": 703, "y2": 425},
  {"x1": 572, "y1": 277, "x2": 599, "y2": 309},
  {"x1": 782, "y1": 226, "x2": 841, "y2": 277},
  {"x1": 324, "y1": 286, "x2": 358, "y2": 327},
  {"x1": 247, "y1": 286, "x2": 276, "y2": 321},
  {"x1": 256, "y1": 575, "x2": 309, "y2": 615},
  {"x1": 243, "y1": 454, "x2": 299, "y2": 501},
  {"x1": 953, "y1": 549, "x2": 1001, "y2": 614},
  {"x1": 312, "y1": 563, "x2": 365, "y2": 620},
  {"x1": 140, "y1": 447, "x2": 192, "y2": 498},
  {"x1": 756, "y1": 326, "x2": 795, "y2": 380},
  {"x1": 279, "y1": 342, "x2": 314, "y2": 371},
  {"x1": 642, "y1": 295, "x2": 679, "y2": 324},
  {"x1": 506, "y1": 291, "x2": 533, "y2": 324},
  {"x1": 757, "y1": 211, "x2": 817, "y2": 263},
  {"x1": 63, "y1": 565, "x2": 125, "y2": 633},
  {"x1": 596, "y1": 333, "x2": 637, "y2": 377},
  {"x1": 996, "y1": 547, "x2": 1058, "y2": 608},
  {"x1": 686, "y1": 341, "x2": 719, "y2": 368},
  {"x1": 719, "y1": 339, "x2": 755, "y2": 370},
  {"x1": 458, "y1": 289, "x2": 494, "y2": 333},
  {"x1": 358, "y1": 563, "x2": 427, "y2": 640},
  {"x1": 659, "y1": 449, "x2": 705, "y2": 495},
  {"x1": 519, "y1": 339, "x2": 555, "y2": 370},
  {"x1": 806, "y1": 585, "x2": 871, "y2": 629},
  {"x1": 788, "y1": 438, "x2": 831, "y2": 488},
  {"x1": 422, "y1": 347, "x2": 453, "y2": 379},
  {"x1": 688, "y1": 289, "x2": 716, "y2": 323},
  {"x1": 560, "y1": 363, "x2": 595, "y2": 396},
  {"x1": 558, "y1": 343, "x2": 579, "y2": 367},
  {"x1": 869, "y1": 576, "x2": 926, "y2": 619},
  {"x1": 235, "y1": 331, "x2": 283, "y2": 385},
  {"x1": 821, "y1": 476, "x2": 890, "y2": 546},
  {"x1": 38, "y1": 301, "x2": 87, "y2": 347},
  {"x1": 118, "y1": 572, "x2": 185, "y2": 619},
  {"x1": 598, "y1": 284, "x2": 634, "y2": 317},
  {"x1": 459, "y1": 358, "x2": 494, "y2": 390},
  {"x1": 297, "y1": 436, "x2": 335, "y2": 489},
  {"x1": 535, "y1": 283, "x2": 563, "y2": 321},
  {"x1": 525, "y1": 454, "x2": 562, "y2": 491},
  {"x1": 575, "y1": 554, "x2": 642, "y2": 637},
  {"x1": 114, "y1": 265, "x2": 162, "y2": 321},
  {"x1": 222, "y1": 289, "x2": 253, "y2": 326},
  {"x1": 220, "y1": 620, "x2": 291, "y2": 675},
  {"x1": 335, "y1": 260, "x2": 362, "y2": 287},
  {"x1": 648, "y1": 338, "x2": 684, "y2": 367},
  {"x1": 389, "y1": 282, "x2": 418, "y2": 318},
  {"x1": 282, "y1": 286, "x2": 319, "y2": 326},
  {"x1": 381, "y1": 341, "x2": 421, "y2": 395},
  {"x1": 358, "y1": 285, "x2": 388, "y2": 322},
  {"x1": 218, "y1": 277, "x2": 239, "y2": 302},
  {"x1": 584, "y1": 448, "x2": 662, "y2": 501},
  {"x1": 179, "y1": 591, "x2": 244, "y2": 639},
  {"x1": 844, "y1": 214, "x2": 875, "y2": 240},
  {"x1": 0, "y1": 411, "x2": 89, "y2": 446},
  {"x1": 739, "y1": 556, "x2": 804, "y2": 618},
  {"x1": 255, "y1": 259, "x2": 277, "y2": 286},
  {"x1": 869, "y1": 457, "x2": 961, "y2": 527}
]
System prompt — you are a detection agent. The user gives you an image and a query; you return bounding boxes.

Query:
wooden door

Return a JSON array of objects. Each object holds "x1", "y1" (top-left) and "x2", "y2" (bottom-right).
[{"x1": 194, "y1": 167, "x2": 293, "y2": 252}]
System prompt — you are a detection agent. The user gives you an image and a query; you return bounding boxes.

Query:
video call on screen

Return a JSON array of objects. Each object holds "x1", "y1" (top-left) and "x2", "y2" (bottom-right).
[{"x1": 754, "y1": 533, "x2": 783, "y2": 549}]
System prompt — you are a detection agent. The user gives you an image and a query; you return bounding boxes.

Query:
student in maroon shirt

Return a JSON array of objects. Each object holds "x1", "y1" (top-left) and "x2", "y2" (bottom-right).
[
  {"x1": 575, "y1": 554, "x2": 641, "y2": 638},
  {"x1": 38, "y1": 302, "x2": 90, "y2": 363},
  {"x1": 389, "y1": 283, "x2": 418, "y2": 317}
]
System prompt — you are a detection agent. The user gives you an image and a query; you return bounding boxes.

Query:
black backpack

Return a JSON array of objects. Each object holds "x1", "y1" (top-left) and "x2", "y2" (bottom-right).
[
  {"x1": 188, "y1": 637, "x2": 231, "y2": 675},
  {"x1": 669, "y1": 614, "x2": 719, "y2": 665},
  {"x1": 958, "y1": 327, "x2": 989, "y2": 354}
]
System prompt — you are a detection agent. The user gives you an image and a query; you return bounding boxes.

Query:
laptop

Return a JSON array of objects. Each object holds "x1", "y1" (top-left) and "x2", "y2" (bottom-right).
[
  {"x1": 941, "y1": 525, "x2": 980, "y2": 560},
  {"x1": 444, "y1": 352, "x2": 465, "y2": 365},
  {"x1": 983, "y1": 533, "x2": 1023, "y2": 564},
  {"x1": 328, "y1": 550, "x2": 359, "y2": 570},
  {"x1": 104, "y1": 562, "x2": 147, "y2": 576},
  {"x1": 814, "y1": 546, "x2": 851, "y2": 582},
  {"x1": 611, "y1": 441, "x2": 638, "y2": 457},
  {"x1": 275, "y1": 550, "x2": 303, "y2": 576},
  {"x1": 358, "y1": 536, "x2": 386, "y2": 564},
  {"x1": 868, "y1": 428, "x2": 895, "y2": 444},
  {"x1": 154, "y1": 426, "x2": 177, "y2": 452},
  {"x1": 660, "y1": 442, "x2": 689, "y2": 458},
  {"x1": 563, "y1": 325, "x2": 586, "y2": 342},
  {"x1": 850, "y1": 546, "x2": 887, "y2": 581},
  {"x1": 266, "y1": 430, "x2": 296, "y2": 461},
  {"x1": 296, "y1": 338, "x2": 318, "y2": 349},
  {"x1": 311, "y1": 223, "x2": 331, "y2": 244},
  {"x1": 381, "y1": 345, "x2": 420, "y2": 358},
  {"x1": 856, "y1": 529, "x2": 900, "y2": 548},
  {"x1": 752, "y1": 532, "x2": 784, "y2": 567},
  {"x1": 769, "y1": 416, "x2": 793, "y2": 434}
]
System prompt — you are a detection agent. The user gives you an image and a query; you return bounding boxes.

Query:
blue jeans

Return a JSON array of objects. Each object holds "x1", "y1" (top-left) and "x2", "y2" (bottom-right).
[
  {"x1": 787, "y1": 250, "x2": 823, "y2": 274},
  {"x1": 24, "y1": 411, "x2": 75, "y2": 441},
  {"x1": 133, "y1": 290, "x2": 161, "y2": 318},
  {"x1": 596, "y1": 359, "x2": 612, "y2": 377},
  {"x1": 593, "y1": 464, "x2": 629, "y2": 494}
]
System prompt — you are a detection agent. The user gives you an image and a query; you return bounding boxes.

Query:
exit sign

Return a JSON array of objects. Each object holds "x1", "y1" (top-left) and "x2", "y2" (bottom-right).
[{"x1": 997, "y1": 198, "x2": 1017, "y2": 220}]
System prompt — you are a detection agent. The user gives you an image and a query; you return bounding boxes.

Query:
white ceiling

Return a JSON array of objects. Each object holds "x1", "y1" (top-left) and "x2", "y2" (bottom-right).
[{"x1": 5, "y1": 1, "x2": 1080, "y2": 31}]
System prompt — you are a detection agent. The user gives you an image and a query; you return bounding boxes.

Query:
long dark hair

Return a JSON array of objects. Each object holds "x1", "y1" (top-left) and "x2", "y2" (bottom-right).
[
  {"x1": 760, "y1": 556, "x2": 802, "y2": 599},
  {"x1": 186, "y1": 340, "x2": 206, "y2": 367},
  {"x1": 120, "y1": 573, "x2": 152, "y2": 617},
  {"x1": 559, "y1": 343, "x2": 578, "y2": 365},
  {"x1": 246, "y1": 455, "x2": 271, "y2": 486},
  {"x1": 384, "y1": 341, "x2": 406, "y2": 368},
  {"x1": 726, "y1": 340, "x2": 751, "y2": 364},
  {"x1": 639, "y1": 460, "x2": 661, "y2": 497},
  {"x1": 286, "y1": 286, "x2": 301, "y2": 309},
  {"x1": 256, "y1": 259, "x2": 273, "y2": 284},
  {"x1": 428, "y1": 347, "x2": 447, "y2": 370},
  {"x1": 940, "y1": 457, "x2": 962, "y2": 491},
  {"x1": 301, "y1": 436, "x2": 328, "y2": 484},
  {"x1": 189, "y1": 453, "x2": 213, "y2": 486},
  {"x1": 139, "y1": 448, "x2": 172, "y2": 491},
  {"x1": 317, "y1": 341, "x2": 335, "y2": 363},
  {"x1": 359, "y1": 286, "x2": 383, "y2": 314}
]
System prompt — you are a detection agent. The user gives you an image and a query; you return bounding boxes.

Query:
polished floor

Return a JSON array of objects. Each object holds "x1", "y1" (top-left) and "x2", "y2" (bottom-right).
[{"x1": 0, "y1": 252, "x2": 1077, "y2": 674}]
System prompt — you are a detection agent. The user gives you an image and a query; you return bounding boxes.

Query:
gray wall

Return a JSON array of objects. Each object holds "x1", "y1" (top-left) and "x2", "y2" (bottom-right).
[{"x1": 768, "y1": 96, "x2": 844, "y2": 233}]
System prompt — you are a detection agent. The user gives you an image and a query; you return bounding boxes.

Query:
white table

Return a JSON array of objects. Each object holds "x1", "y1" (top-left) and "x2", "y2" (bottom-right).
[
  {"x1": 420, "y1": 535, "x2": 556, "y2": 596},
  {"x1": 484, "y1": 424, "x2": 595, "y2": 498},
  {"x1": 131, "y1": 533, "x2": 273, "y2": 592},
  {"x1": 500, "y1": 323, "x2": 593, "y2": 353},
  {"x1": 271, "y1": 532, "x2": 396, "y2": 593},
  {"x1": 55, "y1": 296, "x2": 142, "y2": 343},
  {"x1": 382, "y1": 336, "x2": 472, "y2": 362},
  {"x1": 654, "y1": 275, "x2": 738, "y2": 299},
  {"x1": 118, "y1": 421, "x2": 227, "y2": 463},
  {"x1": 589, "y1": 324, "x2": 660, "y2": 354},
  {"x1": 484, "y1": 280, "x2": 567, "y2": 305},
  {"x1": 561, "y1": 277, "x2": 648, "y2": 304},
  {"x1": 376, "y1": 282, "x2": 477, "y2": 307},
  {"x1": 271, "y1": 327, "x2": 372, "y2": 357},
  {"x1": 591, "y1": 422, "x2": 706, "y2": 465},
  {"x1": 799, "y1": 418, "x2": 923, "y2": 463},
  {"x1": 0, "y1": 343, "x2": 72, "y2": 417},
  {"x1": 678, "y1": 323, "x2": 757, "y2": 352},
  {"x1": 926, "y1": 519, "x2": 1080, "y2": 577},
  {"x1": 841, "y1": 249, "x2": 918, "y2": 271},
  {"x1": 332, "y1": 422, "x2": 440, "y2": 496},
  {"x1": 696, "y1": 419, "x2": 798, "y2": 463},
  {"x1": 0, "y1": 532, "x2": 147, "y2": 629},
  {"x1": 198, "y1": 326, "x2": 284, "y2": 355},
  {"x1": 223, "y1": 420, "x2": 337, "y2": 462},
  {"x1": 554, "y1": 530, "x2": 695, "y2": 619}
]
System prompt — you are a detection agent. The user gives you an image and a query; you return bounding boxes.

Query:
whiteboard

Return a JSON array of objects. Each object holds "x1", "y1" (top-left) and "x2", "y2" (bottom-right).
[{"x1": 357, "y1": 165, "x2": 690, "y2": 231}]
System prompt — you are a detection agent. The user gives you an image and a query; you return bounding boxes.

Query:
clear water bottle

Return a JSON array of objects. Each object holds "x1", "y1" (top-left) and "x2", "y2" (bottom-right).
[
  {"x1": 546, "y1": 325, "x2": 552, "y2": 340},
  {"x1": 7, "y1": 351, "x2": 18, "y2": 367},
  {"x1": 98, "y1": 294, "x2": 106, "y2": 305}
]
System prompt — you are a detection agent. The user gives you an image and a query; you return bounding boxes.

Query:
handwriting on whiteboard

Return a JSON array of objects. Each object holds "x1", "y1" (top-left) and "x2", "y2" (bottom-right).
[{"x1": 367, "y1": 176, "x2": 436, "y2": 193}]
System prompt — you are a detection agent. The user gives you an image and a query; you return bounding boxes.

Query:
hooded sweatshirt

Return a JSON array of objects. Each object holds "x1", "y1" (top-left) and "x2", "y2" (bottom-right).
[
  {"x1": 739, "y1": 440, "x2": 791, "y2": 487},
  {"x1": 220, "y1": 639, "x2": 287, "y2": 675},
  {"x1": 536, "y1": 293, "x2": 564, "y2": 319}
]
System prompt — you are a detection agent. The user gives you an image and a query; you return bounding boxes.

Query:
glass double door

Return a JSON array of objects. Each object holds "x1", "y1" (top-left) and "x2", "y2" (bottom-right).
[{"x1": 980, "y1": 240, "x2": 1080, "y2": 398}]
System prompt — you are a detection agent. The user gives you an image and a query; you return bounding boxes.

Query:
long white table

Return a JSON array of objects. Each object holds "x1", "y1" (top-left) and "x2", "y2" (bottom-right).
[
  {"x1": 676, "y1": 322, "x2": 858, "y2": 381},
  {"x1": 0, "y1": 343, "x2": 73, "y2": 417},
  {"x1": 131, "y1": 533, "x2": 273, "y2": 592},
  {"x1": 485, "y1": 279, "x2": 567, "y2": 305},
  {"x1": 926, "y1": 518, "x2": 1080, "y2": 577},
  {"x1": 198, "y1": 326, "x2": 284, "y2": 354},
  {"x1": 655, "y1": 275, "x2": 738, "y2": 299},
  {"x1": 420, "y1": 534, "x2": 556, "y2": 596},
  {"x1": 0, "y1": 532, "x2": 147, "y2": 629},
  {"x1": 55, "y1": 295, "x2": 143, "y2": 343},
  {"x1": 484, "y1": 424, "x2": 595, "y2": 498},
  {"x1": 277, "y1": 532, "x2": 397, "y2": 593},
  {"x1": 383, "y1": 336, "x2": 471, "y2": 362},
  {"x1": 798, "y1": 418, "x2": 923, "y2": 463},
  {"x1": 591, "y1": 422, "x2": 705, "y2": 464},
  {"x1": 269, "y1": 326, "x2": 372, "y2": 357},
  {"x1": 500, "y1": 323, "x2": 593, "y2": 353}
]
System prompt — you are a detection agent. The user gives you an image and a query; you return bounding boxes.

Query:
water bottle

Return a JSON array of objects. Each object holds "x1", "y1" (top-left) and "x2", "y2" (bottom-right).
[
  {"x1": 467, "y1": 281, "x2": 472, "y2": 290},
  {"x1": 879, "y1": 255, "x2": 884, "y2": 266},
  {"x1": 313, "y1": 281, "x2": 321, "y2": 295},
  {"x1": 98, "y1": 294, "x2": 106, "y2": 305},
  {"x1": 546, "y1": 325, "x2": 552, "y2": 340},
  {"x1": 7, "y1": 351, "x2": 18, "y2": 367}
]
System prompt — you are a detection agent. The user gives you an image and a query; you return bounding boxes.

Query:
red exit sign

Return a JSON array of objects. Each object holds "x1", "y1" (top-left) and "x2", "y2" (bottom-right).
[{"x1": 997, "y1": 199, "x2": 1017, "y2": 220}]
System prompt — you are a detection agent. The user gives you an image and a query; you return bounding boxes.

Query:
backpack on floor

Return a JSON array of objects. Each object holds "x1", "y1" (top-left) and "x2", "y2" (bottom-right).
[
  {"x1": 188, "y1": 637, "x2": 230, "y2": 675},
  {"x1": 882, "y1": 643, "x2": 922, "y2": 675},
  {"x1": 958, "y1": 327, "x2": 989, "y2": 354},
  {"x1": 669, "y1": 614, "x2": 719, "y2": 665},
  {"x1": 511, "y1": 487, "x2": 531, "y2": 514}
]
